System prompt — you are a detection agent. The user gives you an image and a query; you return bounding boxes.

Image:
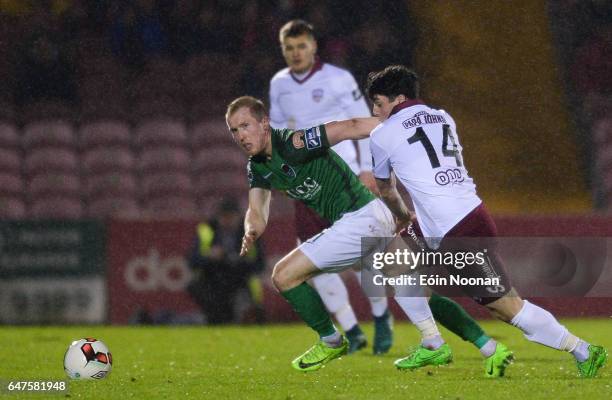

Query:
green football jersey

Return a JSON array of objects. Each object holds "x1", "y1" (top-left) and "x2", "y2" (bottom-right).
[{"x1": 247, "y1": 125, "x2": 375, "y2": 223}]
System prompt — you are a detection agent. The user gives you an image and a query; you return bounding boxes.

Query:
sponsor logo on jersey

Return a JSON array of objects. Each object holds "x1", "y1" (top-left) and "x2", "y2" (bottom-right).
[
  {"x1": 312, "y1": 88, "x2": 324, "y2": 102},
  {"x1": 304, "y1": 127, "x2": 322, "y2": 150},
  {"x1": 247, "y1": 165, "x2": 255, "y2": 182},
  {"x1": 281, "y1": 163, "x2": 296, "y2": 178},
  {"x1": 287, "y1": 177, "x2": 322, "y2": 200},
  {"x1": 402, "y1": 111, "x2": 447, "y2": 129},
  {"x1": 292, "y1": 131, "x2": 305, "y2": 149},
  {"x1": 435, "y1": 168, "x2": 465, "y2": 186}
]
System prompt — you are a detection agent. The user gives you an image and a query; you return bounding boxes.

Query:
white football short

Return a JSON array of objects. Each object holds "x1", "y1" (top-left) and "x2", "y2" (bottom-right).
[{"x1": 299, "y1": 199, "x2": 396, "y2": 272}]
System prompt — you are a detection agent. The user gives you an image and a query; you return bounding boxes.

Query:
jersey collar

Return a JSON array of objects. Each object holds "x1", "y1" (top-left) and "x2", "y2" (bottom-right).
[
  {"x1": 389, "y1": 99, "x2": 425, "y2": 117},
  {"x1": 289, "y1": 58, "x2": 323, "y2": 84}
]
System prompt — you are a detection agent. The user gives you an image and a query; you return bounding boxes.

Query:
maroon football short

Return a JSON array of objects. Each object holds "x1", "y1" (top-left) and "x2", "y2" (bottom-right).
[{"x1": 401, "y1": 203, "x2": 512, "y2": 305}]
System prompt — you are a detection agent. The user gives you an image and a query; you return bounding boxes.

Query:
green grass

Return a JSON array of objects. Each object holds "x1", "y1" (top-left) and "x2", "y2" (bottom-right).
[{"x1": 0, "y1": 319, "x2": 610, "y2": 399}]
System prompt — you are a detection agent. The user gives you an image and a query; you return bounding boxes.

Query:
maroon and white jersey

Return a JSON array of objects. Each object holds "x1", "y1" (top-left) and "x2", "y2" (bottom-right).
[
  {"x1": 269, "y1": 60, "x2": 372, "y2": 174},
  {"x1": 370, "y1": 100, "x2": 482, "y2": 240}
]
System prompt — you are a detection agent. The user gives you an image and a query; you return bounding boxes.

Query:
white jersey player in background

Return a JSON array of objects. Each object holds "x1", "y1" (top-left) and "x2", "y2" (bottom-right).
[
  {"x1": 366, "y1": 64, "x2": 607, "y2": 377},
  {"x1": 269, "y1": 19, "x2": 392, "y2": 354}
]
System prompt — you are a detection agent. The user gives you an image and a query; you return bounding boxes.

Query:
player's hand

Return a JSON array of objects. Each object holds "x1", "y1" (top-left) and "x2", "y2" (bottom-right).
[
  {"x1": 240, "y1": 229, "x2": 258, "y2": 257},
  {"x1": 394, "y1": 213, "x2": 414, "y2": 234}
]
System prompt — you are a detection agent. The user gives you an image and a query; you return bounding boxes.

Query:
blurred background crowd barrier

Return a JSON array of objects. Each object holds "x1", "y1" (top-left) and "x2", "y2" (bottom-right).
[{"x1": 0, "y1": 0, "x2": 610, "y2": 324}]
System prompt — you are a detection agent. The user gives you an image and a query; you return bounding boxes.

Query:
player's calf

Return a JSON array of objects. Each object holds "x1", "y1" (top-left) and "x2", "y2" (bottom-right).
[{"x1": 484, "y1": 289, "x2": 524, "y2": 322}]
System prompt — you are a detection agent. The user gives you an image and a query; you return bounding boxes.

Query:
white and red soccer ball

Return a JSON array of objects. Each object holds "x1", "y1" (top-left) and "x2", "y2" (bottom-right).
[{"x1": 64, "y1": 338, "x2": 112, "y2": 380}]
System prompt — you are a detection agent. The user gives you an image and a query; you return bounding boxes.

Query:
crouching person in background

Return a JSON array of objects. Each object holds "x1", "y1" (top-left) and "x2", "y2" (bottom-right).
[{"x1": 187, "y1": 198, "x2": 266, "y2": 324}]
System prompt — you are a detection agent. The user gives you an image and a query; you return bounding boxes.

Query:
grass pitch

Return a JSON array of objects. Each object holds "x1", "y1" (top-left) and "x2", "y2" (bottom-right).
[{"x1": 0, "y1": 319, "x2": 610, "y2": 399}]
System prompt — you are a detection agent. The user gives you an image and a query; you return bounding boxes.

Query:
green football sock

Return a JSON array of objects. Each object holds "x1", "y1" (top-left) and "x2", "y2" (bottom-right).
[
  {"x1": 281, "y1": 282, "x2": 336, "y2": 338},
  {"x1": 429, "y1": 293, "x2": 491, "y2": 349}
]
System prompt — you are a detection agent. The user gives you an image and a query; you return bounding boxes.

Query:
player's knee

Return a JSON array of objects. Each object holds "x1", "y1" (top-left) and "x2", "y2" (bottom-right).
[
  {"x1": 271, "y1": 260, "x2": 298, "y2": 291},
  {"x1": 271, "y1": 263, "x2": 286, "y2": 291}
]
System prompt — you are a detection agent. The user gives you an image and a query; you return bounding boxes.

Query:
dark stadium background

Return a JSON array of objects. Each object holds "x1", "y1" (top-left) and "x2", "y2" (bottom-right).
[{"x1": 0, "y1": 0, "x2": 610, "y2": 326}]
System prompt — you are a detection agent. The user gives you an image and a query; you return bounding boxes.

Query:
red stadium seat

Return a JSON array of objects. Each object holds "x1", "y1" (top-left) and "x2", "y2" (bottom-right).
[
  {"x1": 0, "y1": 172, "x2": 24, "y2": 196},
  {"x1": 79, "y1": 120, "x2": 131, "y2": 149},
  {"x1": 82, "y1": 147, "x2": 135, "y2": 174},
  {"x1": 0, "y1": 196, "x2": 26, "y2": 219},
  {"x1": 27, "y1": 172, "x2": 80, "y2": 197},
  {"x1": 24, "y1": 148, "x2": 78, "y2": 175},
  {"x1": 194, "y1": 171, "x2": 248, "y2": 197},
  {"x1": 0, "y1": 121, "x2": 19, "y2": 148},
  {"x1": 134, "y1": 119, "x2": 188, "y2": 148},
  {"x1": 29, "y1": 196, "x2": 83, "y2": 219},
  {"x1": 22, "y1": 120, "x2": 76, "y2": 149},
  {"x1": 0, "y1": 148, "x2": 21, "y2": 173},
  {"x1": 138, "y1": 147, "x2": 191, "y2": 173},
  {"x1": 192, "y1": 146, "x2": 245, "y2": 173},
  {"x1": 85, "y1": 172, "x2": 138, "y2": 198},
  {"x1": 86, "y1": 196, "x2": 141, "y2": 219},
  {"x1": 190, "y1": 119, "x2": 234, "y2": 148},
  {"x1": 143, "y1": 194, "x2": 198, "y2": 218},
  {"x1": 140, "y1": 171, "x2": 193, "y2": 198}
]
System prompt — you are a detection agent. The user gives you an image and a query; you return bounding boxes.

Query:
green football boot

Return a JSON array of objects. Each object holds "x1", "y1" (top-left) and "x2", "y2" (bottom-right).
[
  {"x1": 373, "y1": 310, "x2": 393, "y2": 355},
  {"x1": 576, "y1": 344, "x2": 607, "y2": 378},
  {"x1": 395, "y1": 343, "x2": 453, "y2": 370},
  {"x1": 291, "y1": 337, "x2": 349, "y2": 372},
  {"x1": 484, "y1": 343, "x2": 514, "y2": 378},
  {"x1": 345, "y1": 325, "x2": 367, "y2": 354}
]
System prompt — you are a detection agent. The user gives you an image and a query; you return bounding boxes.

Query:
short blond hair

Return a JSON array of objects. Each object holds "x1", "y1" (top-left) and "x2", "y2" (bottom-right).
[
  {"x1": 225, "y1": 96, "x2": 267, "y2": 122},
  {"x1": 279, "y1": 19, "x2": 315, "y2": 42}
]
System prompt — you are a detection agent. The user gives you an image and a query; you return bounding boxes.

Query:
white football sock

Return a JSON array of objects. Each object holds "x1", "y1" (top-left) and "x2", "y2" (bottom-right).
[
  {"x1": 414, "y1": 316, "x2": 444, "y2": 349},
  {"x1": 368, "y1": 297, "x2": 389, "y2": 318},
  {"x1": 321, "y1": 330, "x2": 343, "y2": 348},
  {"x1": 480, "y1": 339, "x2": 497, "y2": 358},
  {"x1": 393, "y1": 296, "x2": 433, "y2": 323},
  {"x1": 393, "y1": 288, "x2": 443, "y2": 349},
  {"x1": 510, "y1": 300, "x2": 577, "y2": 350},
  {"x1": 311, "y1": 273, "x2": 358, "y2": 331},
  {"x1": 353, "y1": 270, "x2": 388, "y2": 317},
  {"x1": 571, "y1": 340, "x2": 590, "y2": 362}
]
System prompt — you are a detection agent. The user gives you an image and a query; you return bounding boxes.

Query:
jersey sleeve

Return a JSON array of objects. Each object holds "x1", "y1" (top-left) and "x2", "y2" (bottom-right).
[
  {"x1": 247, "y1": 162, "x2": 271, "y2": 190},
  {"x1": 332, "y1": 71, "x2": 371, "y2": 118},
  {"x1": 269, "y1": 79, "x2": 286, "y2": 129},
  {"x1": 277, "y1": 125, "x2": 330, "y2": 164},
  {"x1": 357, "y1": 137, "x2": 373, "y2": 172},
  {"x1": 370, "y1": 136, "x2": 392, "y2": 179}
]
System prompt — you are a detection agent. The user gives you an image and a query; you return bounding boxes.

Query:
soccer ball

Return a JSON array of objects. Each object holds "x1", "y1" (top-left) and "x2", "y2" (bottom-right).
[{"x1": 64, "y1": 338, "x2": 113, "y2": 380}]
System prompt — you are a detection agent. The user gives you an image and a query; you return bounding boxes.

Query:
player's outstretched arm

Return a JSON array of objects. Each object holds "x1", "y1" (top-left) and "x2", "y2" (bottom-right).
[
  {"x1": 324, "y1": 117, "x2": 380, "y2": 146},
  {"x1": 375, "y1": 175, "x2": 414, "y2": 233},
  {"x1": 241, "y1": 188, "x2": 271, "y2": 256}
]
